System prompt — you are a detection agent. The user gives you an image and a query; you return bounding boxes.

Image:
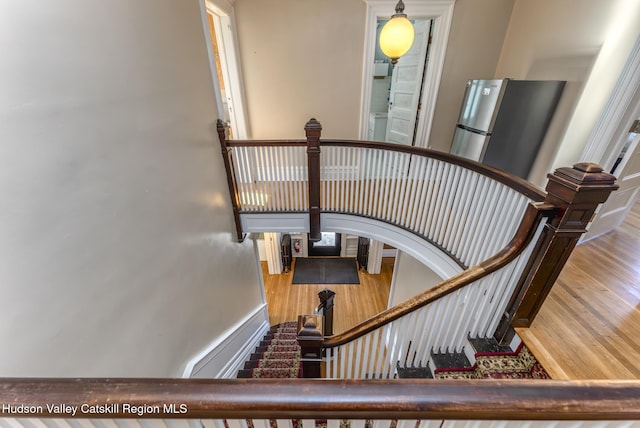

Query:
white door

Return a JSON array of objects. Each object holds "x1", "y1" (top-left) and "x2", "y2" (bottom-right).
[
  {"x1": 583, "y1": 124, "x2": 640, "y2": 240},
  {"x1": 203, "y1": 2, "x2": 250, "y2": 139},
  {"x1": 264, "y1": 232, "x2": 283, "y2": 274},
  {"x1": 385, "y1": 20, "x2": 431, "y2": 145}
]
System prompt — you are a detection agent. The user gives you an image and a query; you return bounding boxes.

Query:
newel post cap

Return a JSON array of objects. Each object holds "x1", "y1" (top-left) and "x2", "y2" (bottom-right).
[
  {"x1": 318, "y1": 288, "x2": 336, "y2": 302},
  {"x1": 545, "y1": 162, "x2": 619, "y2": 206},
  {"x1": 299, "y1": 318, "x2": 323, "y2": 339},
  {"x1": 550, "y1": 162, "x2": 617, "y2": 187},
  {"x1": 305, "y1": 118, "x2": 322, "y2": 134}
]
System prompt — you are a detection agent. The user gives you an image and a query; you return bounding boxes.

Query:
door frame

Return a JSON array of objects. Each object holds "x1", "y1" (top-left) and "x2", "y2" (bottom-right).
[
  {"x1": 308, "y1": 232, "x2": 342, "y2": 257},
  {"x1": 578, "y1": 34, "x2": 640, "y2": 240},
  {"x1": 360, "y1": 0, "x2": 455, "y2": 148},
  {"x1": 384, "y1": 19, "x2": 432, "y2": 146},
  {"x1": 581, "y1": 33, "x2": 640, "y2": 171},
  {"x1": 199, "y1": 0, "x2": 250, "y2": 139}
]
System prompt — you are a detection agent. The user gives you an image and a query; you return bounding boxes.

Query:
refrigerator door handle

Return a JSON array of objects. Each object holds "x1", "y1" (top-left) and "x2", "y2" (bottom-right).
[
  {"x1": 451, "y1": 126, "x2": 490, "y2": 161},
  {"x1": 457, "y1": 123, "x2": 491, "y2": 136}
]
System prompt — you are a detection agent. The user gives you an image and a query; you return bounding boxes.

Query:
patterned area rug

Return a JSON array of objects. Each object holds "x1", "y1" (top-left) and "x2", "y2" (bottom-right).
[{"x1": 434, "y1": 343, "x2": 550, "y2": 379}]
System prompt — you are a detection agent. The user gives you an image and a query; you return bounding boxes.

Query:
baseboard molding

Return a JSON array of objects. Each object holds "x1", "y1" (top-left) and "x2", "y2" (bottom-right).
[{"x1": 182, "y1": 304, "x2": 270, "y2": 379}]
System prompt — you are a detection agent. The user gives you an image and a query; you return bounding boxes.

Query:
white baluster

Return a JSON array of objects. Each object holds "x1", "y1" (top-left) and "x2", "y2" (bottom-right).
[
  {"x1": 361, "y1": 333, "x2": 372, "y2": 378},
  {"x1": 368, "y1": 330, "x2": 380, "y2": 379},
  {"x1": 445, "y1": 168, "x2": 473, "y2": 255},
  {"x1": 414, "y1": 305, "x2": 433, "y2": 367},
  {"x1": 346, "y1": 340, "x2": 355, "y2": 379},
  {"x1": 419, "y1": 159, "x2": 440, "y2": 237},
  {"x1": 405, "y1": 155, "x2": 423, "y2": 230},
  {"x1": 350, "y1": 147, "x2": 359, "y2": 214},
  {"x1": 395, "y1": 153, "x2": 410, "y2": 226},
  {"x1": 411, "y1": 157, "x2": 430, "y2": 234}
]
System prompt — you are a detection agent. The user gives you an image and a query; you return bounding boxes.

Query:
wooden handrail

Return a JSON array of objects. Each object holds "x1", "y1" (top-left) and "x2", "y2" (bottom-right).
[
  {"x1": 1, "y1": 378, "x2": 639, "y2": 420},
  {"x1": 320, "y1": 139, "x2": 547, "y2": 202},
  {"x1": 226, "y1": 139, "x2": 307, "y2": 147},
  {"x1": 217, "y1": 120, "x2": 245, "y2": 242},
  {"x1": 217, "y1": 121, "x2": 618, "y2": 346},
  {"x1": 220, "y1": 136, "x2": 546, "y2": 202},
  {"x1": 322, "y1": 202, "x2": 555, "y2": 348}
]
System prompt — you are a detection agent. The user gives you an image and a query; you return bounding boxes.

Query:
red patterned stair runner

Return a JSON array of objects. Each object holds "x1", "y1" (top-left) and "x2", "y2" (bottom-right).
[
  {"x1": 434, "y1": 343, "x2": 550, "y2": 379},
  {"x1": 237, "y1": 321, "x2": 302, "y2": 379}
]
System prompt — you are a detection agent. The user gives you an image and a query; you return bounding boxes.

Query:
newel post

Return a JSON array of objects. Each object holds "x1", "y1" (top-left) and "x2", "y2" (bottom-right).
[
  {"x1": 297, "y1": 315, "x2": 324, "y2": 378},
  {"x1": 495, "y1": 162, "x2": 617, "y2": 343},
  {"x1": 305, "y1": 118, "x2": 322, "y2": 242},
  {"x1": 318, "y1": 288, "x2": 336, "y2": 336},
  {"x1": 217, "y1": 119, "x2": 245, "y2": 242}
]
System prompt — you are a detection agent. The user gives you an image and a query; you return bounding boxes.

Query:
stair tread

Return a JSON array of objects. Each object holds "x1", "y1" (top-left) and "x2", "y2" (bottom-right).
[
  {"x1": 244, "y1": 359, "x2": 301, "y2": 370},
  {"x1": 468, "y1": 337, "x2": 513, "y2": 354},
  {"x1": 248, "y1": 367, "x2": 302, "y2": 378},
  {"x1": 431, "y1": 351, "x2": 472, "y2": 370},
  {"x1": 251, "y1": 351, "x2": 300, "y2": 360},
  {"x1": 396, "y1": 366, "x2": 433, "y2": 379},
  {"x1": 237, "y1": 321, "x2": 302, "y2": 379}
]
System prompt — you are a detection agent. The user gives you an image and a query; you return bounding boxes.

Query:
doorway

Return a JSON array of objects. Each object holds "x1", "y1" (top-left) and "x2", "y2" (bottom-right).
[
  {"x1": 359, "y1": 1, "x2": 456, "y2": 148},
  {"x1": 387, "y1": 19, "x2": 433, "y2": 146},
  {"x1": 201, "y1": 0, "x2": 249, "y2": 139},
  {"x1": 580, "y1": 34, "x2": 640, "y2": 241},
  {"x1": 308, "y1": 232, "x2": 342, "y2": 257},
  {"x1": 583, "y1": 119, "x2": 640, "y2": 240}
]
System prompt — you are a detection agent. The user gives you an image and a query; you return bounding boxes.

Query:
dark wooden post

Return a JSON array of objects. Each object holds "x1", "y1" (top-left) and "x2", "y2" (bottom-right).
[
  {"x1": 318, "y1": 288, "x2": 336, "y2": 336},
  {"x1": 297, "y1": 314, "x2": 324, "y2": 378},
  {"x1": 495, "y1": 162, "x2": 617, "y2": 343},
  {"x1": 216, "y1": 119, "x2": 245, "y2": 242},
  {"x1": 305, "y1": 118, "x2": 322, "y2": 242}
]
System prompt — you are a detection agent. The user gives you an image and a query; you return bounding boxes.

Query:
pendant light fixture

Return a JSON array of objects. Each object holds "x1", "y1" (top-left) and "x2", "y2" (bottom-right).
[{"x1": 379, "y1": 0, "x2": 415, "y2": 66}]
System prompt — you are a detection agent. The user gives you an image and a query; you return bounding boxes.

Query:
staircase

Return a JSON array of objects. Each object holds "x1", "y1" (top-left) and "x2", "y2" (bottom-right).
[
  {"x1": 237, "y1": 321, "x2": 302, "y2": 379},
  {"x1": 397, "y1": 337, "x2": 550, "y2": 379},
  {"x1": 238, "y1": 323, "x2": 549, "y2": 380}
]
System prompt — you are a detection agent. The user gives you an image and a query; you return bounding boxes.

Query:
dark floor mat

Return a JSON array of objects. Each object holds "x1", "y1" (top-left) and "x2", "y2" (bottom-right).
[{"x1": 292, "y1": 257, "x2": 360, "y2": 284}]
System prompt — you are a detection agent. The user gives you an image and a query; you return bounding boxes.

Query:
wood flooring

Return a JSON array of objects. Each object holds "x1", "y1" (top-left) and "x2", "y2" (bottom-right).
[
  {"x1": 518, "y1": 199, "x2": 640, "y2": 379},
  {"x1": 262, "y1": 201, "x2": 640, "y2": 380},
  {"x1": 262, "y1": 257, "x2": 394, "y2": 335}
]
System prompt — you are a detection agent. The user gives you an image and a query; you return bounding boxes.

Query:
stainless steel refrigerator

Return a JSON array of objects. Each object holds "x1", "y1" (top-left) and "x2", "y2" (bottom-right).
[{"x1": 450, "y1": 79, "x2": 565, "y2": 179}]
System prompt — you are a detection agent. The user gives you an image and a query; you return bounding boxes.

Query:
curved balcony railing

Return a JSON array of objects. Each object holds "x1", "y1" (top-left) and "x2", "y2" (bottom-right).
[
  {"x1": 221, "y1": 121, "x2": 545, "y2": 271},
  {"x1": 321, "y1": 202, "x2": 550, "y2": 378},
  {"x1": 218, "y1": 119, "x2": 617, "y2": 352}
]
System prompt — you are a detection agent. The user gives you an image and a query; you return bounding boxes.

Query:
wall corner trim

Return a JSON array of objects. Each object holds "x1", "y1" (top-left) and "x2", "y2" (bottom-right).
[{"x1": 181, "y1": 304, "x2": 270, "y2": 379}]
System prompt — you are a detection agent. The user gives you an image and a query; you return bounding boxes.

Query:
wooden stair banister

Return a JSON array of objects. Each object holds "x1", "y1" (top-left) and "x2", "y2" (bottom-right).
[
  {"x1": 1, "y1": 378, "x2": 640, "y2": 420},
  {"x1": 495, "y1": 162, "x2": 619, "y2": 343},
  {"x1": 316, "y1": 288, "x2": 336, "y2": 336},
  {"x1": 217, "y1": 120, "x2": 619, "y2": 377},
  {"x1": 217, "y1": 119, "x2": 245, "y2": 242},
  {"x1": 297, "y1": 314, "x2": 324, "y2": 378},
  {"x1": 305, "y1": 118, "x2": 322, "y2": 241},
  {"x1": 322, "y1": 201, "x2": 554, "y2": 349}
]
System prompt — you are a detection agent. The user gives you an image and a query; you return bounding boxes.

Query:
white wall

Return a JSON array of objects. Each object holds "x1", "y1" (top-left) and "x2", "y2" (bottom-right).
[
  {"x1": 495, "y1": 0, "x2": 640, "y2": 186},
  {"x1": 234, "y1": 0, "x2": 367, "y2": 139},
  {"x1": 233, "y1": 0, "x2": 515, "y2": 145},
  {"x1": 389, "y1": 251, "x2": 443, "y2": 307},
  {"x1": 0, "y1": 0, "x2": 264, "y2": 377},
  {"x1": 429, "y1": 0, "x2": 516, "y2": 153}
]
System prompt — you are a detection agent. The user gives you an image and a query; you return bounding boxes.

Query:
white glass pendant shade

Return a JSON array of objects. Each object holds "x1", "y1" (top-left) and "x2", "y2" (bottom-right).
[
  {"x1": 379, "y1": 17, "x2": 414, "y2": 62},
  {"x1": 379, "y1": 1, "x2": 414, "y2": 65}
]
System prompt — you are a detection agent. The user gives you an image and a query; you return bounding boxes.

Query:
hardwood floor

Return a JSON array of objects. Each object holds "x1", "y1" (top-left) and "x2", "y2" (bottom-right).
[
  {"x1": 262, "y1": 201, "x2": 640, "y2": 380},
  {"x1": 518, "y1": 199, "x2": 640, "y2": 379},
  {"x1": 262, "y1": 257, "x2": 394, "y2": 334}
]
